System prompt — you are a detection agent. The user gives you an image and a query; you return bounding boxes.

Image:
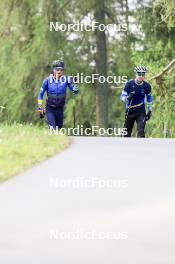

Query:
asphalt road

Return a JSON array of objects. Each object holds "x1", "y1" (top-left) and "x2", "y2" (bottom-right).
[{"x1": 0, "y1": 137, "x2": 175, "y2": 264}]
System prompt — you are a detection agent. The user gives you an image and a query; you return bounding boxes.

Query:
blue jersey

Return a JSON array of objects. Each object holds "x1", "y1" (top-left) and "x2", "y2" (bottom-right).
[
  {"x1": 120, "y1": 79, "x2": 152, "y2": 111},
  {"x1": 38, "y1": 75, "x2": 74, "y2": 106}
]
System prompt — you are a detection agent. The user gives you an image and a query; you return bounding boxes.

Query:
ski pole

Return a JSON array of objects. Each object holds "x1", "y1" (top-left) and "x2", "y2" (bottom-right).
[
  {"x1": 124, "y1": 92, "x2": 135, "y2": 127},
  {"x1": 72, "y1": 75, "x2": 79, "y2": 128},
  {"x1": 73, "y1": 94, "x2": 76, "y2": 128}
]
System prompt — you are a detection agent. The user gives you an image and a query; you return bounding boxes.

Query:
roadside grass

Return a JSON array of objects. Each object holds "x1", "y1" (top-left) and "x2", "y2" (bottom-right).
[{"x1": 0, "y1": 124, "x2": 70, "y2": 181}]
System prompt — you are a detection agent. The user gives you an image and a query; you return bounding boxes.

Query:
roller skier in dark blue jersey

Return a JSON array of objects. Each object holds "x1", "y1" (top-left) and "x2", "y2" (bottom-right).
[
  {"x1": 38, "y1": 60, "x2": 79, "y2": 129},
  {"x1": 120, "y1": 66, "x2": 153, "y2": 137}
]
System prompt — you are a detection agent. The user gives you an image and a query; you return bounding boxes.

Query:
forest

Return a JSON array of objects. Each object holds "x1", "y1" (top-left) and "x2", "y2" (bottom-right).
[{"x1": 0, "y1": 0, "x2": 175, "y2": 137}]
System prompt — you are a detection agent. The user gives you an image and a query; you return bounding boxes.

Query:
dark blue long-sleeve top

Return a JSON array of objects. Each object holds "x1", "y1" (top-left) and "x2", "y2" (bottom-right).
[{"x1": 120, "y1": 79, "x2": 153, "y2": 111}]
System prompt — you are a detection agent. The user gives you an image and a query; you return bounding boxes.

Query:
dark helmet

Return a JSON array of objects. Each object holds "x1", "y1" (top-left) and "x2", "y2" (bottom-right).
[
  {"x1": 52, "y1": 60, "x2": 64, "y2": 70},
  {"x1": 134, "y1": 65, "x2": 147, "y2": 74}
]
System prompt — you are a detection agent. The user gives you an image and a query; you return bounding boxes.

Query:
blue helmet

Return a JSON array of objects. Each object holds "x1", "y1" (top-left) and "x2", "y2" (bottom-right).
[{"x1": 52, "y1": 60, "x2": 64, "y2": 70}]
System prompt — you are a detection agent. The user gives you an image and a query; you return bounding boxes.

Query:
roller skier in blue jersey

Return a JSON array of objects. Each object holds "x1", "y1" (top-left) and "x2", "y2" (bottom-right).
[
  {"x1": 38, "y1": 60, "x2": 79, "y2": 129},
  {"x1": 120, "y1": 66, "x2": 153, "y2": 137}
]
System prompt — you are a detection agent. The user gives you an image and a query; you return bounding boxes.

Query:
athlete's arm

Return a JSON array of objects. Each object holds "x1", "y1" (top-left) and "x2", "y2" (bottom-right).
[
  {"x1": 120, "y1": 81, "x2": 130, "y2": 102},
  {"x1": 67, "y1": 76, "x2": 79, "y2": 94},
  {"x1": 38, "y1": 79, "x2": 48, "y2": 106},
  {"x1": 145, "y1": 84, "x2": 152, "y2": 111}
]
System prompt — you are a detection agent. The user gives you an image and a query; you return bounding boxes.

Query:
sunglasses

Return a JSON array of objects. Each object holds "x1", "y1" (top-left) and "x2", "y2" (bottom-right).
[
  {"x1": 55, "y1": 68, "x2": 64, "y2": 71},
  {"x1": 136, "y1": 72, "x2": 145, "y2": 76}
]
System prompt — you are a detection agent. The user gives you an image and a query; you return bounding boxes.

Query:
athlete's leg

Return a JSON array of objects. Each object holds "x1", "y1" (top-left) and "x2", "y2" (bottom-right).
[
  {"x1": 123, "y1": 112, "x2": 136, "y2": 137},
  {"x1": 46, "y1": 106, "x2": 56, "y2": 129},
  {"x1": 136, "y1": 113, "x2": 146, "y2": 138},
  {"x1": 55, "y1": 107, "x2": 64, "y2": 129}
]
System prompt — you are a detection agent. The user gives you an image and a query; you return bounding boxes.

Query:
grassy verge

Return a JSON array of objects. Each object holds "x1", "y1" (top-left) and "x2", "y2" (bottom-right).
[{"x1": 0, "y1": 124, "x2": 70, "y2": 181}]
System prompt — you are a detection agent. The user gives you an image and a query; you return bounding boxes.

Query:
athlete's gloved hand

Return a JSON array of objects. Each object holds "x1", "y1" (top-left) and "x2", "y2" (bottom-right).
[
  {"x1": 127, "y1": 91, "x2": 135, "y2": 100},
  {"x1": 38, "y1": 105, "x2": 44, "y2": 113},
  {"x1": 38, "y1": 106, "x2": 45, "y2": 119},
  {"x1": 146, "y1": 111, "x2": 152, "y2": 121},
  {"x1": 73, "y1": 85, "x2": 79, "y2": 95}
]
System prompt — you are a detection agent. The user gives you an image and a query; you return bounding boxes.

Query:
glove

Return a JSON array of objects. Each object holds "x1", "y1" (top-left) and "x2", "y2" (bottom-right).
[
  {"x1": 38, "y1": 106, "x2": 45, "y2": 119},
  {"x1": 38, "y1": 105, "x2": 44, "y2": 113},
  {"x1": 40, "y1": 112, "x2": 45, "y2": 119},
  {"x1": 146, "y1": 111, "x2": 152, "y2": 121},
  {"x1": 73, "y1": 85, "x2": 79, "y2": 95},
  {"x1": 127, "y1": 91, "x2": 135, "y2": 100}
]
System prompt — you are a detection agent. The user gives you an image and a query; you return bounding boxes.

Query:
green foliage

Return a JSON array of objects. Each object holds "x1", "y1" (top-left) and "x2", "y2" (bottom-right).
[
  {"x1": 155, "y1": 0, "x2": 175, "y2": 28},
  {"x1": 0, "y1": 0, "x2": 174, "y2": 137}
]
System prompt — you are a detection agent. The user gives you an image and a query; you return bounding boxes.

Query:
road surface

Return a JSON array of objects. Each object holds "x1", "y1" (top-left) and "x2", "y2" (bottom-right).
[{"x1": 0, "y1": 137, "x2": 175, "y2": 263}]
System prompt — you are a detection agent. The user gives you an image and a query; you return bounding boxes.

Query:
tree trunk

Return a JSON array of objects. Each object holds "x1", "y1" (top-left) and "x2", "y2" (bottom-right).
[{"x1": 94, "y1": 0, "x2": 108, "y2": 129}]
